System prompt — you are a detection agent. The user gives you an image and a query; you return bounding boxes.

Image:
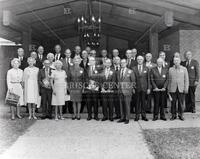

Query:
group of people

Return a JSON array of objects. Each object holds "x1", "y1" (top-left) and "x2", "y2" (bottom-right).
[{"x1": 7, "y1": 44, "x2": 199, "y2": 124}]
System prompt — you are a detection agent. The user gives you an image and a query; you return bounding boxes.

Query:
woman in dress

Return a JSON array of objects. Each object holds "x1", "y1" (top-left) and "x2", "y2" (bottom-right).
[
  {"x1": 47, "y1": 53, "x2": 55, "y2": 70},
  {"x1": 7, "y1": 58, "x2": 24, "y2": 120},
  {"x1": 50, "y1": 60, "x2": 67, "y2": 120},
  {"x1": 69, "y1": 56, "x2": 84, "y2": 120},
  {"x1": 23, "y1": 57, "x2": 39, "y2": 119}
]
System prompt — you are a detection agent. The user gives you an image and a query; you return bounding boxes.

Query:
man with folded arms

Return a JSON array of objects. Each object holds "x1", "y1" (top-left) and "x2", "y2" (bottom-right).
[
  {"x1": 150, "y1": 58, "x2": 168, "y2": 121},
  {"x1": 168, "y1": 57, "x2": 189, "y2": 120}
]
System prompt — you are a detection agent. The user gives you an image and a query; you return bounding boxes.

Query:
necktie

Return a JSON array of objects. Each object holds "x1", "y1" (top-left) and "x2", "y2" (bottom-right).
[
  {"x1": 45, "y1": 68, "x2": 49, "y2": 78},
  {"x1": 139, "y1": 65, "x2": 142, "y2": 74},
  {"x1": 158, "y1": 67, "x2": 161, "y2": 74},
  {"x1": 120, "y1": 68, "x2": 124, "y2": 79}
]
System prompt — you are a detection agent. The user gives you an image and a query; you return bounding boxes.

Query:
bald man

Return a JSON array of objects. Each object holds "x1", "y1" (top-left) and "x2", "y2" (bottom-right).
[{"x1": 133, "y1": 56, "x2": 150, "y2": 121}]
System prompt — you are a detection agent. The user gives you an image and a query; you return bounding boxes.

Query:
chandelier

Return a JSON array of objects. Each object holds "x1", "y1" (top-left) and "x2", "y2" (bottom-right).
[{"x1": 77, "y1": 0, "x2": 101, "y2": 48}]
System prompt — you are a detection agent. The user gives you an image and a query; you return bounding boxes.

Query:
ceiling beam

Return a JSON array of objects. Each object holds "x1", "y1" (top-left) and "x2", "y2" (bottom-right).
[{"x1": 101, "y1": 0, "x2": 200, "y2": 27}]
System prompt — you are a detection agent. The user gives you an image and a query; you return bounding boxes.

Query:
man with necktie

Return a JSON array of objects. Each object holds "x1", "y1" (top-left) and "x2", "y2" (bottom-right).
[
  {"x1": 16, "y1": 48, "x2": 28, "y2": 70},
  {"x1": 133, "y1": 56, "x2": 150, "y2": 121},
  {"x1": 150, "y1": 58, "x2": 168, "y2": 121},
  {"x1": 117, "y1": 59, "x2": 135, "y2": 124},
  {"x1": 36, "y1": 46, "x2": 46, "y2": 69},
  {"x1": 126, "y1": 49, "x2": 137, "y2": 69},
  {"x1": 112, "y1": 56, "x2": 121, "y2": 119},
  {"x1": 61, "y1": 49, "x2": 73, "y2": 114},
  {"x1": 100, "y1": 59, "x2": 116, "y2": 121},
  {"x1": 54, "y1": 44, "x2": 65, "y2": 61},
  {"x1": 168, "y1": 57, "x2": 189, "y2": 120},
  {"x1": 184, "y1": 51, "x2": 199, "y2": 113},
  {"x1": 38, "y1": 60, "x2": 53, "y2": 119}
]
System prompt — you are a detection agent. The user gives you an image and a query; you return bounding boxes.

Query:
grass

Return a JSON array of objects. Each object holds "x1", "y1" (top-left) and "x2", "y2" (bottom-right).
[
  {"x1": 143, "y1": 128, "x2": 200, "y2": 159},
  {"x1": 0, "y1": 105, "x2": 35, "y2": 154}
]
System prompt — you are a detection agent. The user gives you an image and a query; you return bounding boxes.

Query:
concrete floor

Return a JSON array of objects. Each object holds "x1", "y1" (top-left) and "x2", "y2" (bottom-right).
[{"x1": 0, "y1": 119, "x2": 154, "y2": 159}]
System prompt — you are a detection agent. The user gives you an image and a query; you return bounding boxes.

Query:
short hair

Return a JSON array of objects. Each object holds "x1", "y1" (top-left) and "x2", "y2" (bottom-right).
[
  {"x1": 54, "y1": 60, "x2": 63, "y2": 67},
  {"x1": 17, "y1": 48, "x2": 24, "y2": 52},
  {"x1": 132, "y1": 48, "x2": 137, "y2": 52},
  {"x1": 37, "y1": 45, "x2": 44, "y2": 50},
  {"x1": 157, "y1": 58, "x2": 164, "y2": 63},
  {"x1": 121, "y1": 59, "x2": 127, "y2": 63},
  {"x1": 88, "y1": 56, "x2": 95, "y2": 61},
  {"x1": 146, "y1": 53, "x2": 152, "y2": 57},
  {"x1": 43, "y1": 59, "x2": 50, "y2": 64},
  {"x1": 159, "y1": 51, "x2": 166, "y2": 55},
  {"x1": 27, "y1": 57, "x2": 36, "y2": 64},
  {"x1": 137, "y1": 55, "x2": 144, "y2": 60},
  {"x1": 113, "y1": 49, "x2": 119, "y2": 53},
  {"x1": 82, "y1": 50, "x2": 87, "y2": 54},
  {"x1": 114, "y1": 56, "x2": 120, "y2": 60},
  {"x1": 11, "y1": 58, "x2": 21, "y2": 67},
  {"x1": 126, "y1": 49, "x2": 132, "y2": 54},
  {"x1": 47, "y1": 53, "x2": 54, "y2": 59},
  {"x1": 73, "y1": 56, "x2": 82, "y2": 62},
  {"x1": 65, "y1": 49, "x2": 71, "y2": 53},
  {"x1": 105, "y1": 58, "x2": 111, "y2": 63}
]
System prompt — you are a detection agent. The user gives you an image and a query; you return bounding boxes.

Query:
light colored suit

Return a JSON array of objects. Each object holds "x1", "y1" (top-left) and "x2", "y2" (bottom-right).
[{"x1": 168, "y1": 65, "x2": 189, "y2": 93}]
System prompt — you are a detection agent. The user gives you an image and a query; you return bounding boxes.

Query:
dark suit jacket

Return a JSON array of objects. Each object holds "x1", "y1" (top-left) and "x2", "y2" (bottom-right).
[
  {"x1": 183, "y1": 59, "x2": 199, "y2": 86},
  {"x1": 38, "y1": 68, "x2": 53, "y2": 94},
  {"x1": 127, "y1": 58, "x2": 137, "y2": 70},
  {"x1": 150, "y1": 67, "x2": 168, "y2": 89},
  {"x1": 36, "y1": 55, "x2": 46, "y2": 69},
  {"x1": 54, "y1": 53, "x2": 65, "y2": 61},
  {"x1": 133, "y1": 65, "x2": 150, "y2": 92},
  {"x1": 117, "y1": 68, "x2": 135, "y2": 96},
  {"x1": 80, "y1": 58, "x2": 89, "y2": 83},
  {"x1": 99, "y1": 68, "x2": 116, "y2": 91},
  {"x1": 61, "y1": 58, "x2": 73, "y2": 82},
  {"x1": 18, "y1": 57, "x2": 28, "y2": 70}
]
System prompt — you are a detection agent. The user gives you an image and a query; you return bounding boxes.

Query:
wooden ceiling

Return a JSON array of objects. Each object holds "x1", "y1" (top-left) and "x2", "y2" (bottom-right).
[{"x1": 0, "y1": 0, "x2": 200, "y2": 44}]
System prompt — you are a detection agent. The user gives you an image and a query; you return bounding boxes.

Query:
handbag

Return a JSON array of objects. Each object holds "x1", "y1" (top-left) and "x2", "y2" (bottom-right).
[{"x1": 5, "y1": 91, "x2": 20, "y2": 106}]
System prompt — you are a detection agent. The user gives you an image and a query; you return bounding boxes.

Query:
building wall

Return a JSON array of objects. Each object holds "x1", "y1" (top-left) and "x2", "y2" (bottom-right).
[
  {"x1": 159, "y1": 31, "x2": 180, "y2": 62},
  {"x1": 179, "y1": 30, "x2": 200, "y2": 101}
]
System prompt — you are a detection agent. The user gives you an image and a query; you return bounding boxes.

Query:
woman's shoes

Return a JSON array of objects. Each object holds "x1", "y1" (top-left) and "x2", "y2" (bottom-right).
[
  {"x1": 11, "y1": 116, "x2": 15, "y2": 120},
  {"x1": 60, "y1": 116, "x2": 65, "y2": 120},
  {"x1": 17, "y1": 115, "x2": 22, "y2": 119},
  {"x1": 28, "y1": 116, "x2": 32, "y2": 120},
  {"x1": 72, "y1": 116, "x2": 76, "y2": 120},
  {"x1": 55, "y1": 117, "x2": 59, "y2": 121},
  {"x1": 33, "y1": 116, "x2": 37, "y2": 120},
  {"x1": 77, "y1": 116, "x2": 81, "y2": 120}
]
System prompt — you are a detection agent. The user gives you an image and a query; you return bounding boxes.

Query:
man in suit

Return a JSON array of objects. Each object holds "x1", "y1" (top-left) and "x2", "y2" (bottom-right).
[
  {"x1": 133, "y1": 56, "x2": 150, "y2": 121},
  {"x1": 112, "y1": 49, "x2": 120, "y2": 59},
  {"x1": 184, "y1": 51, "x2": 199, "y2": 113},
  {"x1": 145, "y1": 53, "x2": 156, "y2": 113},
  {"x1": 126, "y1": 49, "x2": 137, "y2": 69},
  {"x1": 117, "y1": 59, "x2": 135, "y2": 124},
  {"x1": 85, "y1": 46, "x2": 91, "y2": 55},
  {"x1": 150, "y1": 58, "x2": 168, "y2": 121},
  {"x1": 54, "y1": 44, "x2": 65, "y2": 61},
  {"x1": 100, "y1": 59, "x2": 116, "y2": 121},
  {"x1": 112, "y1": 56, "x2": 121, "y2": 119},
  {"x1": 131, "y1": 48, "x2": 137, "y2": 60},
  {"x1": 36, "y1": 46, "x2": 46, "y2": 69},
  {"x1": 61, "y1": 49, "x2": 73, "y2": 114},
  {"x1": 80, "y1": 50, "x2": 89, "y2": 113},
  {"x1": 38, "y1": 60, "x2": 53, "y2": 119},
  {"x1": 168, "y1": 57, "x2": 189, "y2": 120},
  {"x1": 100, "y1": 49, "x2": 108, "y2": 66},
  {"x1": 72, "y1": 45, "x2": 81, "y2": 59},
  {"x1": 85, "y1": 56, "x2": 101, "y2": 121},
  {"x1": 17, "y1": 48, "x2": 28, "y2": 70}
]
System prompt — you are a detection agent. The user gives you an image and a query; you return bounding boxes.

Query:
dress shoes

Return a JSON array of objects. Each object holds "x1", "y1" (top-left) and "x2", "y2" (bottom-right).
[
  {"x1": 160, "y1": 117, "x2": 167, "y2": 121},
  {"x1": 124, "y1": 120, "x2": 129, "y2": 124},
  {"x1": 152, "y1": 117, "x2": 158, "y2": 121},
  {"x1": 142, "y1": 117, "x2": 148, "y2": 121},
  {"x1": 117, "y1": 119, "x2": 126, "y2": 123},
  {"x1": 94, "y1": 117, "x2": 99, "y2": 121},
  {"x1": 87, "y1": 117, "x2": 92, "y2": 121},
  {"x1": 134, "y1": 117, "x2": 139, "y2": 121},
  {"x1": 170, "y1": 116, "x2": 176, "y2": 120},
  {"x1": 101, "y1": 118, "x2": 108, "y2": 121},
  {"x1": 178, "y1": 116, "x2": 184, "y2": 121},
  {"x1": 113, "y1": 116, "x2": 120, "y2": 120},
  {"x1": 109, "y1": 118, "x2": 114, "y2": 122}
]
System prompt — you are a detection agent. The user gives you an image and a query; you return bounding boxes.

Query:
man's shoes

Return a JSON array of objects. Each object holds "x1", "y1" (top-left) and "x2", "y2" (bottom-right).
[
  {"x1": 142, "y1": 117, "x2": 148, "y2": 121},
  {"x1": 109, "y1": 118, "x2": 114, "y2": 122},
  {"x1": 134, "y1": 117, "x2": 139, "y2": 121},
  {"x1": 113, "y1": 116, "x2": 120, "y2": 120},
  {"x1": 87, "y1": 117, "x2": 92, "y2": 121},
  {"x1": 152, "y1": 117, "x2": 158, "y2": 121},
  {"x1": 178, "y1": 116, "x2": 184, "y2": 121},
  {"x1": 170, "y1": 116, "x2": 176, "y2": 120},
  {"x1": 94, "y1": 117, "x2": 99, "y2": 121},
  {"x1": 160, "y1": 117, "x2": 167, "y2": 121},
  {"x1": 117, "y1": 119, "x2": 126, "y2": 123},
  {"x1": 101, "y1": 118, "x2": 108, "y2": 121},
  {"x1": 124, "y1": 120, "x2": 129, "y2": 124}
]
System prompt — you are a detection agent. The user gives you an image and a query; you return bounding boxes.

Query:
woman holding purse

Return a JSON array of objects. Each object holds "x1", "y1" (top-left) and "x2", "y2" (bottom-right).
[{"x1": 6, "y1": 58, "x2": 24, "y2": 120}]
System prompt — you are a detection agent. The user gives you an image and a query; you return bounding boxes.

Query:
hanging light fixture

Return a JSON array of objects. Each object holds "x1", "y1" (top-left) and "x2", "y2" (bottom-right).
[{"x1": 76, "y1": 0, "x2": 101, "y2": 48}]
